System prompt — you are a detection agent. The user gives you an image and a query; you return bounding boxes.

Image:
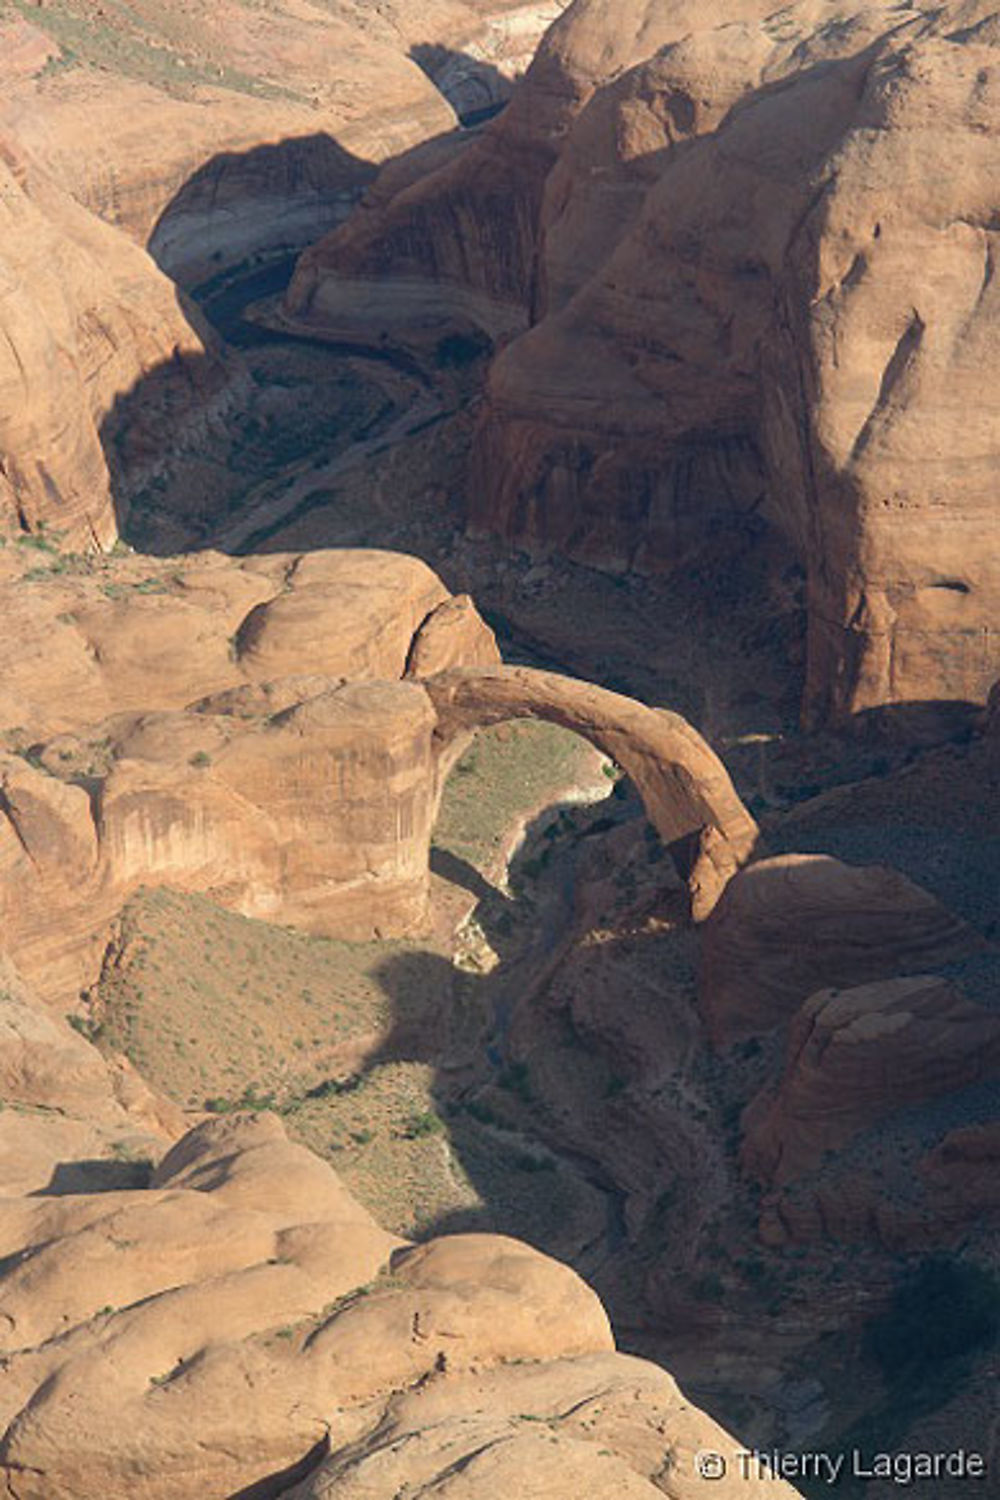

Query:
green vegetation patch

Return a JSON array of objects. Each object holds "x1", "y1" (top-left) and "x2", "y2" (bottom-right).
[
  {"x1": 434, "y1": 721, "x2": 598, "y2": 883},
  {"x1": 96, "y1": 886, "x2": 427, "y2": 1112},
  {"x1": 14, "y1": 0, "x2": 303, "y2": 101}
]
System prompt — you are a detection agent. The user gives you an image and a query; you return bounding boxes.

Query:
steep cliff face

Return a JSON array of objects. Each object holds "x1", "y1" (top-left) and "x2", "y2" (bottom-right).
[
  {"x1": 1, "y1": 4, "x2": 575, "y2": 287},
  {"x1": 0, "y1": 6, "x2": 453, "y2": 283},
  {"x1": 450, "y1": 0, "x2": 1000, "y2": 723},
  {"x1": 284, "y1": 0, "x2": 714, "y2": 339},
  {"x1": 0, "y1": 1, "x2": 559, "y2": 544},
  {"x1": 0, "y1": 548, "x2": 498, "y2": 1005},
  {"x1": 0, "y1": 134, "x2": 230, "y2": 548},
  {"x1": 763, "y1": 23, "x2": 1000, "y2": 722}
]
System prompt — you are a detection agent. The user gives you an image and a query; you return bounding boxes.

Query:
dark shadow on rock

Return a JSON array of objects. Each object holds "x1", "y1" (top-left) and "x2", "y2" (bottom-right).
[
  {"x1": 229, "y1": 1434, "x2": 330, "y2": 1500},
  {"x1": 147, "y1": 132, "x2": 378, "y2": 291},
  {"x1": 429, "y1": 844, "x2": 502, "y2": 905},
  {"x1": 409, "y1": 43, "x2": 512, "y2": 127},
  {"x1": 31, "y1": 1156, "x2": 154, "y2": 1196},
  {"x1": 98, "y1": 111, "x2": 493, "y2": 552}
]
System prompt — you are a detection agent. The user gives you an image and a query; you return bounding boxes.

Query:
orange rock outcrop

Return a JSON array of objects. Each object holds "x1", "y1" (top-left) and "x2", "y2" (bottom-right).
[
  {"x1": 0, "y1": 1111, "x2": 800, "y2": 1500},
  {"x1": 742, "y1": 975, "x2": 1000, "y2": 1185},
  {"x1": 699, "y1": 854, "x2": 983, "y2": 1045}
]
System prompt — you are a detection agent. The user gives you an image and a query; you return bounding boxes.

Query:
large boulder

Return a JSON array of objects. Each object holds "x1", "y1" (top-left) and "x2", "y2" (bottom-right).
[
  {"x1": 742, "y1": 975, "x2": 1000, "y2": 1185},
  {"x1": 699, "y1": 854, "x2": 983, "y2": 1045},
  {"x1": 0, "y1": 1112, "x2": 800, "y2": 1500}
]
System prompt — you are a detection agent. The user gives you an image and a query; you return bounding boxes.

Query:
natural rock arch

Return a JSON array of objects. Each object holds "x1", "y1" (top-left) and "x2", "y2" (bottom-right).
[{"x1": 422, "y1": 665, "x2": 758, "y2": 919}]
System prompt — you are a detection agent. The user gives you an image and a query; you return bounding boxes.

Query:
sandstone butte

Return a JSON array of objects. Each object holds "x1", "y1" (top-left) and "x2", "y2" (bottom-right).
[
  {"x1": 696, "y1": 843, "x2": 1000, "y2": 1250},
  {"x1": 291, "y1": 0, "x2": 1000, "y2": 725},
  {"x1": 741, "y1": 974, "x2": 1000, "y2": 1185},
  {"x1": 0, "y1": 548, "x2": 756, "y2": 1012}
]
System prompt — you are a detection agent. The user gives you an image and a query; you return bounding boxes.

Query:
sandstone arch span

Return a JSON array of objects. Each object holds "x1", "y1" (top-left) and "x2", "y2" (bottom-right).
[{"x1": 422, "y1": 665, "x2": 759, "y2": 919}]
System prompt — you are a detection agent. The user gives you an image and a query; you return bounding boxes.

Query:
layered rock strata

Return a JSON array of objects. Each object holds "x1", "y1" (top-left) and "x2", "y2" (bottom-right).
[
  {"x1": 292, "y1": 0, "x2": 1000, "y2": 721},
  {"x1": 699, "y1": 853, "x2": 984, "y2": 1045},
  {"x1": 742, "y1": 975, "x2": 1000, "y2": 1185},
  {"x1": 1, "y1": 550, "x2": 751, "y2": 1006}
]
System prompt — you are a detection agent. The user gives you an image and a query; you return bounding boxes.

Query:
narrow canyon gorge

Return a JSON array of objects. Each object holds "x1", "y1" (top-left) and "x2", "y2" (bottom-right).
[{"x1": 1, "y1": 2, "x2": 999, "y2": 1498}]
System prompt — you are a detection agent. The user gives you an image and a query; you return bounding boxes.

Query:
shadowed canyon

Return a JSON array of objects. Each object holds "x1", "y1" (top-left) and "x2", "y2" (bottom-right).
[{"x1": 1, "y1": 2, "x2": 1000, "y2": 1498}]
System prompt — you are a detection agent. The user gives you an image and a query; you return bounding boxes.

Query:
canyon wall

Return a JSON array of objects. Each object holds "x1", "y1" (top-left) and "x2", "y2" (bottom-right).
[
  {"x1": 468, "y1": 0, "x2": 1000, "y2": 723},
  {"x1": 290, "y1": 0, "x2": 1000, "y2": 724},
  {"x1": 284, "y1": 0, "x2": 711, "y2": 339},
  {"x1": 0, "y1": 133, "x2": 231, "y2": 548},
  {"x1": 0, "y1": 1, "x2": 565, "y2": 545}
]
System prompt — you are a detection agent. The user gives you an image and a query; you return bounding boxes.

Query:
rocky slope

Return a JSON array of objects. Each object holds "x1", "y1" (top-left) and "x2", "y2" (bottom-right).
[
  {"x1": 0, "y1": 1111, "x2": 799, "y2": 1500},
  {"x1": 1, "y1": 2, "x2": 574, "y2": 283}
]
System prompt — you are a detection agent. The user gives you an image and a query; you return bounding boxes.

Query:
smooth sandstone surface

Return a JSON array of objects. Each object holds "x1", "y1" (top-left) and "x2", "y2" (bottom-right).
[
  {"x1": 0, "y1": 548, "x2": 492, "y2": 1003},
  {"x1": 0, "y1": 548, "x2": 454, "y2": 737},
  {"x1": 699, "y1": 853, "x2": 984, "y2": 1045},
  {"x1": 0, "y1": 1112, "x2": 801, "y2": 1500},
  {"x1": 742, "y1": 975, "x2": 1000, "y2": 1185}
]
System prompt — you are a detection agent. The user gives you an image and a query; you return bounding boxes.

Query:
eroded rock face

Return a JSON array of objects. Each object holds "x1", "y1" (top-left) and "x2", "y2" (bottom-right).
[
  {"x1": 290, "y1": 1351, "x2": 792, "y2": 1500},
  {"x1": 0, "y1": 2, "x2": 568, "y2": 542},
  {"x1": 699, "y1": 854, "x2": 983, "y2": 1045},
  {"x1": 0, "y1": 1112, "x2": 800, "y2": 1500},
  {"x1": 0, "y1": 549, "x2": 496, "y2": 1004},
  {"x1": 284, "y1": 0, "x2": 695, "y2": 339},
  {"x1": 0, "y1": 6, "x2": 453, "y2": 278},
  {"x1": 742, "y1": 976, "x2": 1000, "y2": 1186},
  {"x1": 0, "y1": 553, "x2": 753, "y2": 1006},
  {"x1": 0, "y1": 134, "x2": 231, "y2": 549},
  {"x1": 3, "y1": 679, "x2": 440, "y2": 1006},
  {"x1": 445, "y1": 0, "x2": 1000, "y2": 723}
]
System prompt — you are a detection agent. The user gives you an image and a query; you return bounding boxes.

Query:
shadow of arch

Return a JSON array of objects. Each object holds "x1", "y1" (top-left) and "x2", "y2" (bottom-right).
[{"x1": 423, "y1": 664, "x2": 759, "y2": 921}]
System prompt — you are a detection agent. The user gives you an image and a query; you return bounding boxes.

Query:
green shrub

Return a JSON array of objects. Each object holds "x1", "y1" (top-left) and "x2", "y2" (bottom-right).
[
  {"x1": 404, "y1": 1110, "x2": 444, "y2": 1139},
  {"x1": 866, "y1": 1258, "x2": 1000, "y2": 1384}
]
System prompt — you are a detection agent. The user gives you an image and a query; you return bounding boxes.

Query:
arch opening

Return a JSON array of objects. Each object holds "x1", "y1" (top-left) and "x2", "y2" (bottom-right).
[{"x1": 421, "y1": 665, "x2": 759, "y2": 921}]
